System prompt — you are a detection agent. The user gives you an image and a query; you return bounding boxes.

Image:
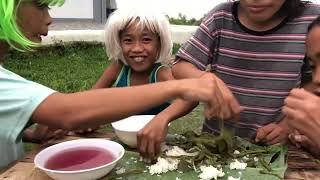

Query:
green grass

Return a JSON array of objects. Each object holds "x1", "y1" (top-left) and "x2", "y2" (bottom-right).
[
  {"x1": 4, "y1": 42, "x2": 205, "y2": 150},
  {"x1": 5, "y1": 42, "x2": 108, "y2": 92}
]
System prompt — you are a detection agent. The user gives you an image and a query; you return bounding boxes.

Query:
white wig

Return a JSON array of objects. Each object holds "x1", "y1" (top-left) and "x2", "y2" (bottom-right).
[{"x1": 104, "y1": 7, "x2": 173, "y2": 65}]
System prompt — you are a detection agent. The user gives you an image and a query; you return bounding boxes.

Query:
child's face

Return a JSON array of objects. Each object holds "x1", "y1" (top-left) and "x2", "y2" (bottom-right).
[
  {"x1": 240, "y1": 0, "x2": 286, "y2": 23},
  {"x1": 17, "y1": 1, "x2": 52, "y2": 43},
  {"x1": 306, "y1": 26, "x2": 320, "y2": 86},
  {"x1": 120, "y1": 23, "x2": 160, "y2": 72}
]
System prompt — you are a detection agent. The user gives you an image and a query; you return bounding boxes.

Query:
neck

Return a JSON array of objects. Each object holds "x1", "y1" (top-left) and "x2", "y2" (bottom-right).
[
  {"x1": 238, "y1": 6, "x2": 286, "y2": 32},
  {"x1": 0, "y1": 42, "x2": 9, "y2": 64}
]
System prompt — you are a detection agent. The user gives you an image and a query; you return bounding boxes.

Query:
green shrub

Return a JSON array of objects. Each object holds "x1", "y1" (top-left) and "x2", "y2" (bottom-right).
[
  {"x1": 167, "y1": 13, "x2": 203, "y2": 26},
  {"x1": 172, "y1": 43, "x2": 181, "y2": 54}
]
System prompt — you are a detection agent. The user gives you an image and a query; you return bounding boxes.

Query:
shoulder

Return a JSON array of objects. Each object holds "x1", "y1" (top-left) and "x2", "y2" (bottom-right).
[
  {"x1": 107, "y1": 62, "x2": 123, "y2": 72},
  {"x1": 104, "y1": 62, "x2": 123, "y2": 77},
  {"x1": 291, "y1": 3, "x2": 320, "y2": 21},
  {"x1": 0, "y1": 66, "x2": 54, "y2": 93},
  {"x1": 0, "y1": 67, "x2": 55, "y2": 130},
  {"x1": 156, "y1": 65, "x2": 174, "y2": 82},
  {"x1": 301, "y1": 3, "x2": 320, "y2": 15},
  {"x1": 201, "y1": 2, "x2": 234, "y2": 30},
  {"x1": 285, "y1": 3, "x2": 320, "y2": 28},
  {"x1": 203, "y1": 2, "x2": 234, "y2": 21}
]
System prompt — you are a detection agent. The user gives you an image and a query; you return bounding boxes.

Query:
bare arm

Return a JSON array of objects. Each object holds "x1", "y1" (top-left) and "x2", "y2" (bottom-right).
[
  {"x1": 92, "y1": 62, "x2": 122, "y2": 89},
  {"x1": 137, "y1": 66, "x2": 198, "y2": 158},
  {"x1": 156, "y1": 66, "x2": 198, "y2": 123},
  {"x1": 31, "y1": 77, "x2": 224, "y2": 131},
  {"x1": 172, "y1": 58, "x2": 242, "y2": 119},
  {"x1": 172, "y1": 58, "x2": 206, "y2": 79},
  {"x1": 32, "y1": 83, "x2": 181, "y2": 130}
]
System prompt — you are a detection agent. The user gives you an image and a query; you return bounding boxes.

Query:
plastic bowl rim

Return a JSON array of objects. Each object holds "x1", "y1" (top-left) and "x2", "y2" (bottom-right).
[{"x1": 34, "y1": 139, "x2": 125, "y2": 174}]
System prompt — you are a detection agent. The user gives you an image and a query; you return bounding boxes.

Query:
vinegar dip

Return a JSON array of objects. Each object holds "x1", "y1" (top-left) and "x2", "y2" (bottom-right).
[
  {"x1": 44, "y1": 146, "x2": 116, "y2": 171},
  {"x1": 34, "y1": 139, "x2": 124, "y2": 180}
]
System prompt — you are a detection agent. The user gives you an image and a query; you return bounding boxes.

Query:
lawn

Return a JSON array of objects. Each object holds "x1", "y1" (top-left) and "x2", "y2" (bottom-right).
[{"x1": 3, "y1": 42, "x2": 205, "y2": 149}]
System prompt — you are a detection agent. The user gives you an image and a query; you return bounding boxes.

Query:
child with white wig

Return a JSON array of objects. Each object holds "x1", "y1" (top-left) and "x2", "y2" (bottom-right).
[
  {"x1": 93, "y1": 7, "x2": 174, "y2": 115},
  {"x1": 104, "y1": 7, "x2": 173, "y2": 65},
  {"x1": 93, "y1": 7, "x2": 197, "y2": 158}
]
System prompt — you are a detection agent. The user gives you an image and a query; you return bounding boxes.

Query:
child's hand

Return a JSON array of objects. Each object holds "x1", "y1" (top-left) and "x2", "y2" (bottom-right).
[
  {"x1": 283, "y1": 88, "x2": 320, "y2": 148},
  {"x1": 289, "y1": 130, "x2": 320, "y2": 156},
  {"x1": 255, "y1": 122, "x2": 289, "y2": 145},
  {"x1": 71, "y1": 125, "x2": 103, "y2": 135},
  {"x1": 23, "y1": 125, "x2": 67, "y2": 143},
  {"x1": 202, "y1": 73, "x2": 241, "y2": 120},
  {"x1": 180, "y1": 73, "x2": 242, "y2": 120},
  {"x1": 137, "y1": 115, "x2": 169, "y2": 159}
]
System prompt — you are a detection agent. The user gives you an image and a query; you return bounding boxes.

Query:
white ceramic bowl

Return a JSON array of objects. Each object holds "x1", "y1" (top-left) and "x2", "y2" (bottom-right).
[
  {"x1": 111, "y1": 115, "x2": 155, "y2": 148},
  {"x1": 34, "y1": 139, "x2": 124, "y2": 180}
]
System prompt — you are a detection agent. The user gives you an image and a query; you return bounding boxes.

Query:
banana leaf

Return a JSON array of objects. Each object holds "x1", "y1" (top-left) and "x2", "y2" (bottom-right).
[{"x1": 103, "y1": 136, "x2": 287, "y2": 180}]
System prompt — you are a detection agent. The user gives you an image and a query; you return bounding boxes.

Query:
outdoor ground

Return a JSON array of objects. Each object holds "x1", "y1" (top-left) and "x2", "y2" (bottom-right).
[{"x1": 3, "y1": 42, "x2": 205, "y2": 151}]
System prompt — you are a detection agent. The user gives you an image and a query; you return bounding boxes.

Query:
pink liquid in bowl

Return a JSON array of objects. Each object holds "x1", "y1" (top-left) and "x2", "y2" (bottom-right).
[{"x1": 44, "y1": 147, "x2": 116, "y2": 171}]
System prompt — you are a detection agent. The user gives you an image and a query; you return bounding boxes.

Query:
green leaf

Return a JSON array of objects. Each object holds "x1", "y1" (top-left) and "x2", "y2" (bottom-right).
[{"x1": 103, "y1": 136, "x2": 288, "y2": 180}]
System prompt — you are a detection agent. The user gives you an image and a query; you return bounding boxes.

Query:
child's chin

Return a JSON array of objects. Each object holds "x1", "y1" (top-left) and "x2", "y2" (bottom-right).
[{"x1": 30, "y1": 36, "x2": 42, "y2": 43}]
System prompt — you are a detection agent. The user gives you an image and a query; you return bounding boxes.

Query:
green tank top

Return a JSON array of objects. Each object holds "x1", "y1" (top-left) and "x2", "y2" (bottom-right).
[{"x1": 113, "y1": 63, "x2": 170, "y2": 115}]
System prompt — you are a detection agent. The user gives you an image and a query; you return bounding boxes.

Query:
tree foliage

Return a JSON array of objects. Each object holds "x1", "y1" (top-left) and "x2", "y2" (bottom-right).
[{"x1": 167, "y1": 13, "x2": 203, "y2": 26}]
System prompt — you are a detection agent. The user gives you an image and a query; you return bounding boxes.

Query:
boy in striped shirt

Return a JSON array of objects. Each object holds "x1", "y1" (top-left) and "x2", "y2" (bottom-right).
[{"x1": 173, "y1": 0, "x2": 320, "y2": 144}]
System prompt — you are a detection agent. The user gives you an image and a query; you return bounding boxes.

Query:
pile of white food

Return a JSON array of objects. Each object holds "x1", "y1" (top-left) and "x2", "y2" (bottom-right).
[
  {"x1": 149, "y1": 146, "x2": 248, "y2": 180},
  {"x1": 227, "y1": 176, "x2": 241, "y2": 180},
  {"x1": 242, "y1": 155, "x2": 249, "y2": 161},
  {"x1": 165, "y1": 146, "x2": 198, "y2": 157},
  {"x1": 149, "y1": 157, "x2": 180, "y2": 175},
  {"x1": 230, "y1": 159, "x2": 247, "y2": 170},
  {"x1": 115, "y1": 167, "x2": 126, "y2": 175},
  {"x1": 198, "y1": 165, "x2": 225, "y2": 180},
  {"x1": 233, "y1": 150, "x2": 240, "y2": 155},
  {"x1": 149, "y1": 146, "x2": 197, "y2": 175}
]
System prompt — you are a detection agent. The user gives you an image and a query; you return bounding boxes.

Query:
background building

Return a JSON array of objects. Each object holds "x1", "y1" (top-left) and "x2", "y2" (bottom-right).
[
  {"x1": 50, "y1": 0, "x2": 319, "y2": 23},
  {"x1": 50, "y1": 0, "x2": 117, "y2": 23}
]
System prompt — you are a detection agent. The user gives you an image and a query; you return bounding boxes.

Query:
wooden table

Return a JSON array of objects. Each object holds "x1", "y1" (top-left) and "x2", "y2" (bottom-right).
[{"x1": 1, "y1": 131, "x2": 319, "y2": 180}]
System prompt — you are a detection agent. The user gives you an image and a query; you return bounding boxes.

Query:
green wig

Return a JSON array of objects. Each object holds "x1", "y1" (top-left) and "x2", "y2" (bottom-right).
[{"x1": 0, "y1": 0, "x2": 64, "y2": 51}]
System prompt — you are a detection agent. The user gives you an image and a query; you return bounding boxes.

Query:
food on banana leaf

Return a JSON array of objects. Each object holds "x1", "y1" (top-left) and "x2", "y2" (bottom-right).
[{"x1": 107, "y1": 130, "x2": 287, "y2": 180}]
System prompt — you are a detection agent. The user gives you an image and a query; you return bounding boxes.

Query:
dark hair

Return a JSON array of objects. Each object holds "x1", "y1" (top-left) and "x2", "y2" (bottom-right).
[
  {"x1": 278, "y1": 0, "x2": 310, "y2": 19},
  {"x1": 307, "y1": 16, "x2": 320, "y2": 33}
]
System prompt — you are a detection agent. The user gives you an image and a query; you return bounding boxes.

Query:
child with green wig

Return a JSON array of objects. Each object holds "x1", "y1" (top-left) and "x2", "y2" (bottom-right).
[{"x1": 0, "y1": 0, "x2": 238, "y2": 169}]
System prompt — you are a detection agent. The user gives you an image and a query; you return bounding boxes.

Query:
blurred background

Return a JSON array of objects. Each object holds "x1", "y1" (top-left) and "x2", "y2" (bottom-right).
[{"x1": 49, "y1": 0, "x2": 319, "y2": 23}]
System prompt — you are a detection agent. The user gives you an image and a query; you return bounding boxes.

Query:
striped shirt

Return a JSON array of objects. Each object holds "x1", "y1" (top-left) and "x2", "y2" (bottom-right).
[{"x1": 176, "y1": 2, "x2": 320, "y2": 139}]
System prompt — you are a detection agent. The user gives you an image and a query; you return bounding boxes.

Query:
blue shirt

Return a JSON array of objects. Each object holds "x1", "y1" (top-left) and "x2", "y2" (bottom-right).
[{"x1": 0, "y1": 66, "x2": 55, "y2": 169}]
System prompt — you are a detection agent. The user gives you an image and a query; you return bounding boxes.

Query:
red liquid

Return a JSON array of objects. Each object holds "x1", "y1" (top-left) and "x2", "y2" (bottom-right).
[{"x1": 44, "y1": 147, "x2": 116, "y2": 171}]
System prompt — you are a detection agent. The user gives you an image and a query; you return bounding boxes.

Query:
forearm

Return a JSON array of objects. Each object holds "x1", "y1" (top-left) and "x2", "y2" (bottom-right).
[
  {"x1": 32, "y1": 81, "x2": 183, "y2": 130},
  {"x1": 172, "y1": 59, "x2": 206, "y2": 79},
  {"x1": 156, "y1": 100, "x2": 199, "y2": 124}
]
